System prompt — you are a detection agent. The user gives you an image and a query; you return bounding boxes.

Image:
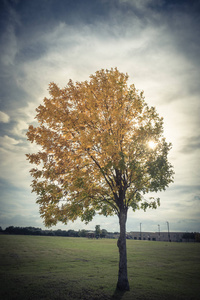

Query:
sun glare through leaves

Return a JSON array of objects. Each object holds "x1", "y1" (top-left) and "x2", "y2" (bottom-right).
[{"x1": 148, "y1": 140, "x2": 156, "y2": 150}]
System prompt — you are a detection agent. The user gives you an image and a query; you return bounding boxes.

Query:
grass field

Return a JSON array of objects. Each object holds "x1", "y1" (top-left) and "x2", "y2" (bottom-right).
[{"x1": 0, "y1": 235, "x2": 200, "y2": 300}]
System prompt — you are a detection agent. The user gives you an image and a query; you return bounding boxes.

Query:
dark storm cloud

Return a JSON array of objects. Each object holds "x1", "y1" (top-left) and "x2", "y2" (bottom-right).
[
  {"x1": 0, "y1": 0, "x2": 117, "y2": 111},
  {"x1": 0, "y1": 0, "x2": 111, "y2": 32}
]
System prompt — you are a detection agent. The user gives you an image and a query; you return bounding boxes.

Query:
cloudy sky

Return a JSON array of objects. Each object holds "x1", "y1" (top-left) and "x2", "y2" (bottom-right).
[{"x1": 0, "y1": 0, "x2": 199, "y2": 233}]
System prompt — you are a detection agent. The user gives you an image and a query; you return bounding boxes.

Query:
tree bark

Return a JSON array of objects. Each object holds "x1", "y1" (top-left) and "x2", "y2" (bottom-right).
[{"x1": 117, "y1": 208, "x2": 130, "y2": 291}]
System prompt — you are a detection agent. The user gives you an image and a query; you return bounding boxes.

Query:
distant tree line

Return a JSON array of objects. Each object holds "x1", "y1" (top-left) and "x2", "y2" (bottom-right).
[
  {"x1": 0, "y1": 226, "x2": 199, "y2": 242},
  {"x1": 0, "y1": 226, "x2": 109, "y2": 238}
]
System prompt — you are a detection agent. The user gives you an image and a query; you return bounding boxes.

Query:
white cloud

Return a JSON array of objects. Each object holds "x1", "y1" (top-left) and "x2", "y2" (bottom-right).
[
  {"x1": 0, "y1": 134, "x2": 39, "y2": 189},
  {"x1": 0, "y1": 135, "x2": 21, "y2": 148},
  {"x1": 0, "y1": 111, "x2": 10, "y2": 123},
  {"x1": 10, "y1": 120, "x2": 28, "y2": 138}
]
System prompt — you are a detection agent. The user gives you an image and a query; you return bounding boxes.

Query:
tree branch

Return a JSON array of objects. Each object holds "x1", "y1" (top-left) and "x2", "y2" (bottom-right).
[{"x1": 89, "y1": 153, "x2": 115, "y2": 191}]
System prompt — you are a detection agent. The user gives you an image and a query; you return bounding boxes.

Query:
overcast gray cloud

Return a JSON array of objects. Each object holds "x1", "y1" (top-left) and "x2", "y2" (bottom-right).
[
  {"x1": 0, "y1": 0, "x2": 199, "y2": 232},
  {"x1": 0, "y1": 111, "x2": 10, "y2": 123}
]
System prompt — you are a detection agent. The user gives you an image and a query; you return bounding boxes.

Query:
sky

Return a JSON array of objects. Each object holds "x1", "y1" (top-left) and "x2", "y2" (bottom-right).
[{"x1": 0, "y1": 0, "x2": 200, "y2": 233}]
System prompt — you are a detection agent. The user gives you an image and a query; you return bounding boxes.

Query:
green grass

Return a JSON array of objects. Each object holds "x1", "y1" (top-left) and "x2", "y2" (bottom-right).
[{"x1": 0, "y1": 235, "x2": 200, "y2": 300}]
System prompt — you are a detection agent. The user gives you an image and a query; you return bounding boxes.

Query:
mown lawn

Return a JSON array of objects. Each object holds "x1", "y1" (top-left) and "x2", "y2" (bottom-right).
[{"x1": 0, "y1": 235, "x2": 200, "y2": 299}]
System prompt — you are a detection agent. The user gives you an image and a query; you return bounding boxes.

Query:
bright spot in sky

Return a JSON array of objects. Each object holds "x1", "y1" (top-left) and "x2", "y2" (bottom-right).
[{"x1": 148, "y1": 141, "x2": 156, "y2": 149}]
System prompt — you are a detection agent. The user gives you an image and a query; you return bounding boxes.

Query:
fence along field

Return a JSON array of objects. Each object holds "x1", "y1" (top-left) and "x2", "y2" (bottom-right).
[{"x1": 0, "y1": 235, "x2": 200, "y2": 300}]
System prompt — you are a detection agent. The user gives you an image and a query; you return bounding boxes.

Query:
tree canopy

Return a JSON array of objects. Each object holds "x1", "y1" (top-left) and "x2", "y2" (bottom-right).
[{"x1": 26, "y1": 68, "x2": 174, "y2": 227}]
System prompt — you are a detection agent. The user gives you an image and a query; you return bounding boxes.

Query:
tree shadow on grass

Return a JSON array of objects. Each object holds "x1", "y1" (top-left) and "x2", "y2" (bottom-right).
[{"x1": 111, "y1": 288, "x2": 127, "y2": 300}]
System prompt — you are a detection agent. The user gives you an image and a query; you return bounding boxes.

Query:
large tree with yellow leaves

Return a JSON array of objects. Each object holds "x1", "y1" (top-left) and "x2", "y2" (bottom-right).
[{"x1": 26, "y1": 68, "x2": 174, "y2": 291}]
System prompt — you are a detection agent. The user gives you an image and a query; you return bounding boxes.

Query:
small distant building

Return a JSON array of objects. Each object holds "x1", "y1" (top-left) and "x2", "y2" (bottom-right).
[
  {"x1": 87, "y1": 230, "x2": 197, "y2": 242},
  {"x1": 87, "y1": 231, "x2": 95, "y2": 238},
  {"x1": 106, "y1": 232, "x2": 120, "y2": 239},
  {"x1": 128, "y1": 231, "x2": 184, "y2": 242}
]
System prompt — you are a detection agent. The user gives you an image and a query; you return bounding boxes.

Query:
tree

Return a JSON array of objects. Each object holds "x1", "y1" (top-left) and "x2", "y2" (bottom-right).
[
  {"x1": 79, "y1": 229, "x2": 87, "y2": 237},
  {"x1": 26, "y1": 68, "x2": 174, "y2": 291},
  {"x1": 195, "y1": 233, "x2": 200, "y2": 243},
  {"x1": 95, "y1": 225, "x2": 101, "y2": 238},
  {"x1": 101, "y1": 229, "x2": 108, "y2": 238}
]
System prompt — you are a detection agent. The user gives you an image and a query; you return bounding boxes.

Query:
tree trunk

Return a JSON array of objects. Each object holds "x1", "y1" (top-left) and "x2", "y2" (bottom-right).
[{"x1": 117, "y1": 208, "x2": 130, "y2": 291}]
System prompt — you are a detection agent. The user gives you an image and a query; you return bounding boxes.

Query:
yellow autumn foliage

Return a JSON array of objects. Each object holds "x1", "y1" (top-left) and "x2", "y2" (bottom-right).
[{"x1": 26, "y1": 68, "x2": 174, "y2": 227}]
